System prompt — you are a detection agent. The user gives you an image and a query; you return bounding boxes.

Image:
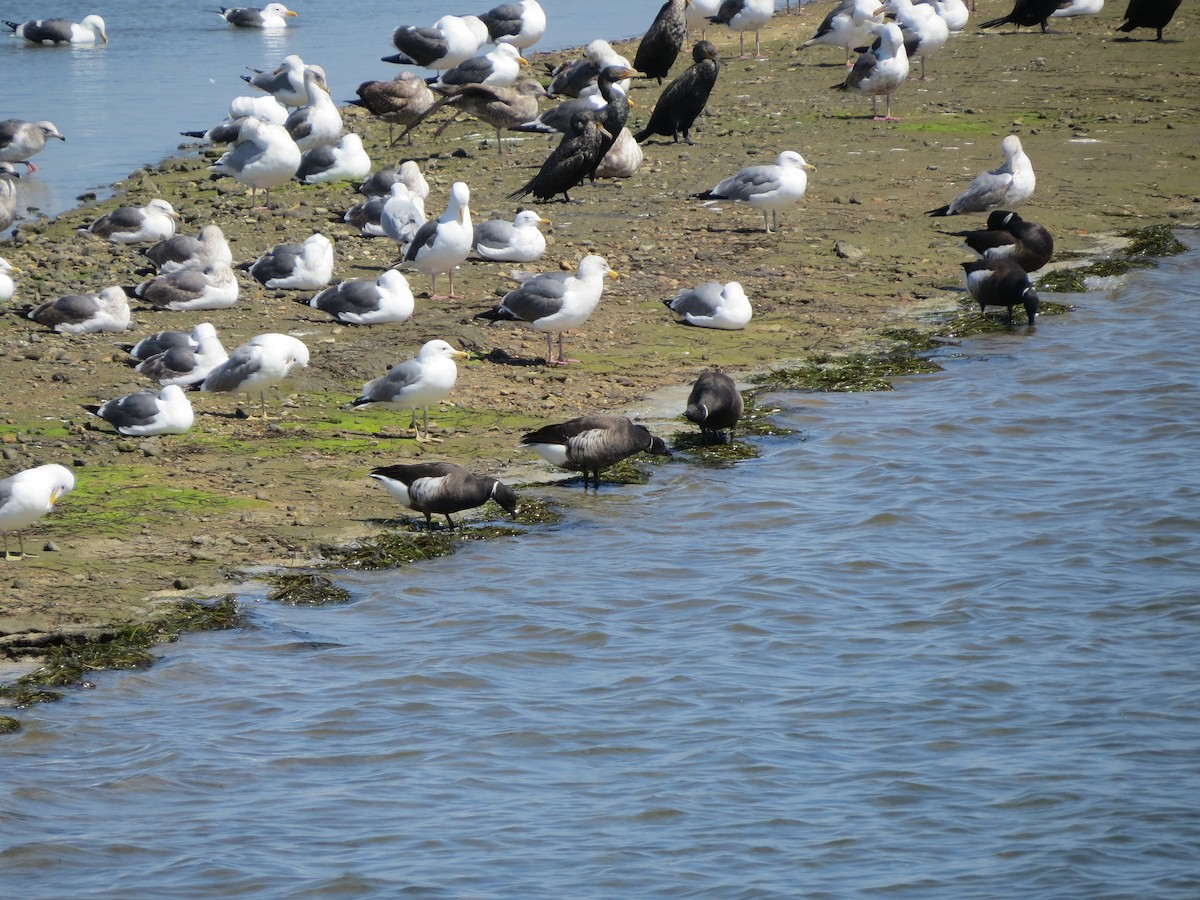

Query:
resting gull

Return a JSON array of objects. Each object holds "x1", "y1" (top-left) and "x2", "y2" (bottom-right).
[
  {"x1": 0, "y1": 164, "x2": 17, "y2": 233},
  {"x1": 344, "y1": 195, "x2": 387, "y2": 236},
  {"x1": 201, "y1": 333, "x2": 310, "y2": 419},
  {"x1": 685, "y1": 369, "x2": 744, "y2": 444},
  {"x1": 478, "y1": 0, "x2": 546, "y2": 49},
  {"x1": 218, "y1": 4, "x2": 297, "y2": 28},
  {"x1": 595, "y1": 127, "x2": 644, "y2": 178},
  {"x1": 635, "y1": 40, "x2": 721, "y2": 144},
  {"x1": 309, "y1": 270, "x2": 414, "y2": 325},
  {"x1": 694, "y1": 150, "x2": 815, "y2": 233},
  {"x1": 473, "y1": 210, "x2": 550, "y2": 262},
  {"x1": 0, "y1": 464, "x2": 74, "y2": 560},
  {"x1": 352, "y1": 339, "x2": 469, "y2": 441},
  {"x1": 144, "y1": 224, "x2": 233, "y2": 273},
  {"x1": 401, "y1": 181, "x2": 473, "y2": 299},
  {"x1": 635, "y1": 0, "x2": 690, "y2": 82},
  {"x1": 241, "y1": 55, "x2": 314, "y2": 108},
  {"x1": 799, "y1": 0, "x2": 883, "y2": 64},
  {"x1": 926, "y1": 135, "x2": 1034, "y2": 216},
  {"x1": 0, "y1": 256, "x2": 16, "y2": 301},
  {"x1": 708, "y1": 0, "x2": 774, "y2": 60},
  {"x1": 285, "y1": 68, "x2": 343, "y2": 151},
  {"x1": 380, "y1": 182, "x2": 428, "y2": 249},
  {"x1": 0, "y1": 120, "x2": 66, "y2": 172},
  {"x1": 474, "y1": 254, "x2": 618, "y2": 365},
  {"x1": 385, "y1": 15, "x2": 486, "y2": 72},
  {"x1": 962, "y1": 258, "x2": 1040, "y2": 325},
  {"x1": 5, "y1": 15, "x2": 107, "y2": 44},
  {"x1": 369, "y1": 462, "x2": 519, "y2": 529},
  {"x1": 27, "y1": 287, "x2": 130, "y2": 334},
  {"x1": 349, "y1": 73, "x2": 436, "y2": 147},
  {"x1": 83, "y1": 199, "x2": 179, "y2": 244},
  {"x1": 129, "y1": 322, "x2": 212, "y2": 361},
  {"x1": 949, "y1": 210, "x2": 1053, "y2": 272},
  {"x1": 360, "y1": 161, "x2": 429, "y2": 200},
  {"x1": 210, "y1": 117, "x2": 302, "y2": 209},
  {"x1": 833, "y1": 21, "x2": 909, "y2": 122},
  {"x1": 135, "y1": 323, "x2": 229, "y2": 387},
  {"x1": 135, "y1": 263, "x2": 240, "y2": 311},
  {"x1": 89, "y1": 385, "x2": 194, "y2": 437},
  {"x1": 297, "y1": 133, "x2": 371, "y2": 184},
  {"x1": 664, "y1": 280, "x2": 752, "y2": 329},
  {"x1": 432, "y1": 43, "x2": 528, "y2": 92},
  {"x1": 520, "y1": 414, "x2": 671, "y2": 489},
  {"x1": 248, "y1": 233, "x2": 334, "y2": 290}
]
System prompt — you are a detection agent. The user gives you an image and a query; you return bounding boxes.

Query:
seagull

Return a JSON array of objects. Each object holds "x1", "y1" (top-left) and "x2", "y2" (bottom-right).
[
  {"x1": 181, "y1": 96, "x2": 289, "y2": 144},
  {"x1": 369, "y1": 462, "x2": 519, "y2": 529},
  {"x1": 477, "y1": 0, "x2": 547, "y2": 49},
  {"x1": 1050, "y1": 0, "x2": 1104, "y2": 16},
  {"x1": 1116, "y1": 0, "x2": 1182, "y2": 40},
  {"x1": 309, "y1": 270, "x2": 414, "y2": 325},
  {"x1": 404, "y1": 79, "x2": 549, "y2": 155},
  {"x1": 799, "y1": 0, "x2": 883, "y2": 64},
  {"x1": 27, "y1": 287, "x2": 130, "y2": 334},
  {"x1": 201, "y1": 333, "x2": 310, "y2": 419},
  {"x1": 352, "y1": 339, "x2": 469, "y2": 441},
  {"x1": 664, "y1": 280, "x2": 752, "y2": 329},
  {"x1": 82, "y1": 199, "x2": 179, "y2": 244},
  {"x1": 0, "y1": 256, "x2": 17, "y2": 302},
  {"x1": 432, "y1": 43, "x2": 528, "y2": 91},
  {"x1": 0, "y1": 464, "x2": 74, "y2": 560},
  {"x1": 635, "y1": 0, "x2": 691, "y2": 82},
  {"x1": 694, "y1": 150, "x2": 815, "y2": 233},
  {"x1": 474, "y1": 255, "x2": 619, "y2": 365},
  {"x1": 385, "y1": 15, "x2": 486, "y2": 72},
  {"x1": 520, "y1": 414, "x2": 671, "y2": 489},
  {"x1": 135, "y1": 323, "x2": 228, "y2": 387},
  {"x1": 507, "y1": 112, "x2": 611, "y2": 203},
  {"x1": 401, "y1": 181, "x2": 473, "y2": 299},
  {"x1": 129, "y1": 322, "x2": 212, "y2": 361},
  {"x1": 134, "y1": 263, "x2": 240, "y2": 311},
  {"x1": 685, "y1": 369, "x2": 744, "y2": 444},
  {"x1": 360, "y1": 160, "x2": 429, "y2": 200},
  {"x1": 926, "y1": 135, "x2": 1035, "y2": 216},
  {"x1": 241, "y1": 55, "x2": 315, "y2": 108},
  {"x1": 514, "y1": 65, "x2": 631, "y2": 137},
  {"x1": 285, "y1": 68, "x2": 343, "y2": 151},
  {"x1": 248, "y1": 233, "x2": 334, "y2": 290},
  {"x1": 949, "y1": 210, "x2": 1053, "y2": 272},
  {"x1": 210, "y1": 117, "x2": 302, "y2": 209},
  {"x1": 686, "y1": 0, "x2": 724, "y2": 37},
  {"x1": 88, "y1": 385, "x2": 194, "y2": 437},
  {"x1": 0, "y1": 120, "x2": 65, "y2": 173},
  {"x1": 708, "y1": 0, "x2": 775, "y2": 60},
  {"x1": 473, "y1": 210, "x2": 551, "y2": 262},
  {"x1": 0, "y1": 164, "x2": 18, "y2": 233},
  {"x1": 380, "y1": 182, "x2": 428, "y2": 249},
  {"x1": 979, "y1": 0, "x2": 1064, "y2": 32},
  {"x1": 833, "y1": 21, "x2": 909, "y2": 121},
  {"x1": 144, "y1": 225, "x2": 233, "y2": 273},
  {"x1": 635, "y1": 40, "x2": 721, "y2": 144},
  {"x1": 218, "y1": 4, "x2": 298, "y2": 28},
  {"x1": 5, "y1": 15, "x2": 106, "y2": 44},
  {"x1": 919, "y1": 0, "x2": 970, "y2": 30},
  {"x1": 349, "y1": 73, "x2": 436, "y2": 147},
  {"x1": 296, "y1": 132, "x2": 371, "y2": 184},
  {"x1": 962, "y1": 258, "x2": 1040, "y2": 325},
  {"x1": 878, "y1": 0, "x2": 949, "y2": 81},
  {"x1": 546, "y1": 39, "x2": 634, "y2": 97},
  {"x1": 595, "y1": 127, "x2": 644, "y2": 178}
]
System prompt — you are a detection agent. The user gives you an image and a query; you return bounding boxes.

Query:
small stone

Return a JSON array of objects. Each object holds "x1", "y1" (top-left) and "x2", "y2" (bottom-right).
[{"x1": 835, "y1": 241, "x2": 866, "y2": 261}]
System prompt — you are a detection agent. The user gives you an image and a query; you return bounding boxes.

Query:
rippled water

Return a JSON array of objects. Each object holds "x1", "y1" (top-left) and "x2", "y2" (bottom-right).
[
  {"x1": 3, "y1": 244, "x2": 1200, "y2": 897},
  {"x1": 2, "y1": 0, "x2": 789, "y2": 223}
]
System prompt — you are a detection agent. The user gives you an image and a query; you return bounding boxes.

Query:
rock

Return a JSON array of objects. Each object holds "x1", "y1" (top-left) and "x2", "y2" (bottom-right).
[{"x1": 835, "y1": 242, "x2": 866, "y2": 261}]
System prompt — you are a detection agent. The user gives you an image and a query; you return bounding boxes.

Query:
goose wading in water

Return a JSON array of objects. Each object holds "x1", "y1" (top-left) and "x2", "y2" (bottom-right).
[{"x1": 520, "y1": 414, "x2": 672, "y2": 489}]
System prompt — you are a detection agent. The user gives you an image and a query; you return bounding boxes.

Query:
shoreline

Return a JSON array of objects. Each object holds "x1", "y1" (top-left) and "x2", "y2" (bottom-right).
[{"x1": 1, "y1": 11, "x2": 1197, "y2": 699}]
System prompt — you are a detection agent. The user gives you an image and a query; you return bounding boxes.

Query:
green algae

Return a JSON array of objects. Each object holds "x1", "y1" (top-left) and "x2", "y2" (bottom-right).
[
  {"x1": 758, "y1": 348, "x2": 942, "y2": 393},
  {"x1": 0, "y1": 597, "x2": 243, "y2": 714},
  {"x1": 1038, "y1": 225, "x2": 1190, "y2": 294},
  {"x1": 267, "y1": 573, "x2": 352, "y2": 607},
  {"x1": 0, "y1": 716, "x2": 18, "y2": 734}
]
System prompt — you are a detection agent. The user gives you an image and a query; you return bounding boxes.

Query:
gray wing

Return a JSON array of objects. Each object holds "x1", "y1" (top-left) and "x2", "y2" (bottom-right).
[
  {"x1": 0, "y1": 479, "x2": 12, "y2": 512},
  {"x1": 98, "y1": 392, "x2": 161, "y2": 429},
  {"x1": 137, "y1": 269, "x2": 210, "y2": 306},
  {"x1": 713, "y1": 165, "x2": 782, "y2": 201},
  {"x1": 481, "y1": 4, "x2": 524, "y2": 39},
  {"x1": 297, "y1": 145, "x2": 337, "y2": 181},
  {"x1": 218, "y1": 137, "x2": 266, "y2": 173},
  {"x1": 137, "y1": 345, "x2": 199, "y2": 380},
  {"x1": 473, "y1": 219, "x2": 517, "y2": 251},
  {"x1": 365, "y1": 358, "x2": 426, "y2": 400},
  {"x1": 950, "y1": 170, "x2": 1016, "y2": 215},
  {"x1": 30, "y1": 295, "x2": 99, "y2": 326},
  {"x1": 247, "y1": 68, "x2": 290, "y2": 94},
  {"x1": 502, "y1": 276, "x2": 568, "y2": 322},
  {"x1": 403, "y1": 219, "x2": 441, "y2": 260},
  {"x1": 250, "y1": 244, "x2": 303, "y2": 283},
  {"x1": 130, "y1": 330, "x2": 195, "y2": 359},
  {"x1": 145, "y1": 234, "x2": 201, "y2": 268},
  {"x1": 0, "y1": 120, "x2": 21, "y2": 149},
  {"x1": 312, "y1": 280, "x2": 382, "y2": 318},
  {"x1": 89, "y1": 207, "x2": 146, "y2": 237},
  {"x1": 666, "y1": 282, "x2": 723, "y2": 317},
  {"x1": 223, "y1": 8, "x2": 266, "y2": 27},
  {"x1": 203, "y1": 344, "x2": 265, "y2": 392},
  {"x1": 439, "y1": 56, "x2": 495, "y2": 87},
  {"x1": 21, "y1": 18, "x2": 75, "y2": 42},
  {"x1": 285, "y1": 108, "x2": 314, "y2": 143}
]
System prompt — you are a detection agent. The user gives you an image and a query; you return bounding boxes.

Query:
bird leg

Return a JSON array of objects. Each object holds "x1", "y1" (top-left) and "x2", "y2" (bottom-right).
[
  {"x1": 432, "y1": 109, "x2": 463, "y2": 138},
  {"x1": 547, "y1": 332, "x2": 578, "y2": 366},
  {"x1": 874, "y1": 93, "x2": 900, "y2": 122},
  {"x1": 2, "y1": 530, "x2": 29, "y2": 560}
]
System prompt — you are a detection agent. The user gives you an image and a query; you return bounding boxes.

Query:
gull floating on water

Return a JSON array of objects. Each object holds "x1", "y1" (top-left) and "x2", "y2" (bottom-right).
[
  {"x1": 0, "y1": 119, "x2": 65, "y2": 172},
  {"x1": 309, "y1": 269, "x2": 414, "y2": 325},
  {"x1": 83, "y1": 199, "x2": 179, "y2": 244},
  {"x1": 218, "y1": 4, "x2": 297, "y2": 28},
  {"x1": 248, "y1": 233, "x2": 334, "y2": 290},
  {"x1": 352, "y1": 339, "x2": 469, "y2": 441},
  {"x1": 88, "y1": 384, "x2": 194, "y2": 437},
  {"x1": 520, "y1": 414, "x2": 671, "y2": 489},
  {"x1": 369, "y1": 462, "x2": 519, "y2": 529},
  {"x1": 5, "y1": 15, "x2": 106, "y2": 44},
  {"x1": 0, "y1": 464, "x2": 74, "y2": 560},
  {"x1": 927, "y1": 135, "x2": 1035, "y2": 217},
  {"x1": 27, "y1": 287, "x2": 130, "y2": 334},
  {"x1": 694, "y1": 150, "x2": 815, "y2": 233}
]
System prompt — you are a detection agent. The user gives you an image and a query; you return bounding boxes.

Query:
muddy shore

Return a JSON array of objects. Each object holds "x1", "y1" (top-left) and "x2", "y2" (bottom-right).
[{"x1": 1, "y1": 9, "x2": 1196, "y2": 671}]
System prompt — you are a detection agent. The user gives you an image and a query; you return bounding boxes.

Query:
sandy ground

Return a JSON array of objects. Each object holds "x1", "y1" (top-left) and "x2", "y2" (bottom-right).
[{"x1": 0, "y1": 7, "x2": 1197, "y2": 660}]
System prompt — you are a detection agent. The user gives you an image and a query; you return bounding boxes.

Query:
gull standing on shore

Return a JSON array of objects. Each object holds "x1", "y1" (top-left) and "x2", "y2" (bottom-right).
[
  {"x1": 0, "y1": 256, "x2": 18, "y2": 301},
  {"x1": 926, "y1": 135, "x2": 1035, "y2": 216},
  {"x1": 352, "y1": 340, "x2": 469, "y2": 441},
  {"x1": 241, "y1": 55, "x2": 313, "y2": 108},
  {"x1": 285, "y1": 68, "x2": 343, "y2": 151},
  {"x1": 833, "y1": 21, "x2": 909, "y2": 122},
  {"x1": 349, "y1": 73, "x2": 436, "y2": 147},
  {"x1": 799, "y1": 0, "x2": 884, "y2": 64},
  {"x1": 0, "y1": 464, "x2": 74, "y2": 560},
  {"x1": 385, "y1": 16, "x2": 486, "y2": 72},
  {"x1": 694, "y1": 150, "x2": 815, "y2": 233},
  {"x1": 210, "y1": 117, "x2": 302, "y2": 209},
  {"x1": 201, "y1": 334, "x2": 310, "y2": 419},
  {"x1": 708, "y1": 0, "x2": 774, "y2": 60},
  {"x1": 401, "y1": 181, "x2": 472, "y2": 299},
  {"x1": 0, "y1": 120, "x2": 65, "y2": 172},
  {"x1": 0, "y1": 163, "x2": 18, "y2": 233}
]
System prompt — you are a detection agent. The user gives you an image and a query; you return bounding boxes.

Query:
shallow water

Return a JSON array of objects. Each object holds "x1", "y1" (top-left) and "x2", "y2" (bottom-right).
[
  {"x1": 2, "y1": 241, "x2": 1198, "y2": 897},
  {"x1": 2, "y1": 0, "x2": 789, "y2": 224}
]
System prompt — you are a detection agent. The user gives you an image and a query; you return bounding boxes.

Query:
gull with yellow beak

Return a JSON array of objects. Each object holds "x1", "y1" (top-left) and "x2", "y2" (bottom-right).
[
  {"x1": 352, "y1": 340, "x2": 470, "y2": 442},
  {"x1": 218, "y1": 4, "x2": 298, "y2": 28},
  {"x1": 694, "y1": 150, "x2": 816, "y2": 234},
  {"x1": 0, "y1": 464, "x2": 74, "y2": 560},
  {"x1": 402, "y1": 181, "x2": 473, "y2": 299}
]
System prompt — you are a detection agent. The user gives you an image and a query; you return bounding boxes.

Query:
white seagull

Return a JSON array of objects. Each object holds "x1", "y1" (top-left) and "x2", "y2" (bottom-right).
[
  {"x1": 135, "y1": 323, "x2": 228, "y2": 387},
  {"x1": 0, "y1": 119, "x2": 66, "y2": 172},
  {"x1": 83, "y1": 199, "x2": 179, "y2": 244},
  {"x1": 352, "y1": 339, "x2": 469, "y2": 441},
  {"x1": 89, "y1": 385, "x2": 194, "y2": 437},
  {"x1": 201, "y1": 333, "x2": 310, "y2": 419},
  {"x1": 218, "y1": 4, "x2": 298, "y2": 28},
  {"x1": 284, "y1": 68, "x2": 343, "y2": 152},
  {"x1": 834, "y1": 21, "x2": 910, "y2": 122},
  {"x1": 0, "y1": 464, "x2": 75, "y2": 559},
  {"x1": 309, "y1": 270, "x2": 414, "y2": 325},
  {"x1": 144, "y1": 225, "x2": 233, "y2": 273},
  {"x1": 664, "y1": 280, "x2": 753, "y2": 329},
  {"x1": 27, "y1": 287, "x2": 131, "y2": 334},
  {"x1": 248, "y1": 233, "x2": 334, "y2": 290},
  {"x1": 296, "y1": 133, "x2": 371, "y2": 184},
  {"x1": 135, "y1": 263, "x2": 240, "y2": 311},
  {"x1": 695, "y1": 150, "x2": 816, "y2": 233},
  {"x1": 473, "y1": 210, "x2": 550, "y2": 263},
  {"x1": 241, "y1": 56, "x2": 314, "y2": 108},
  {"x1": 401, "y1": 181, "x2": 473, "y2": 299},
  {"x1": 210, "y1": 117, "x2": 302, "y2": 209},
  {"x1": 0, "y1": 256, "x2": 18, "y2": 302},
  {"x1": 5, "y1": 15, "x2": 107, "y2": 44},
  {"x1": 927, "y1": 135, "x2": 1035, "y2": 217}
]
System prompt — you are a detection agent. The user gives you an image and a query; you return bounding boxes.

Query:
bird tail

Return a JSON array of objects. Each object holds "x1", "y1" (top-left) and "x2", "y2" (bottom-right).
[
  {"x1": 506, "y1": 181, "x2": 533, "y2": 202},
  {"x1": 474, "y1": 307, "x2": 517, "y2": 323},
  {"x1": 3, "y1": 19, "x2": 19, "y2": 31},
  {"x1": 926, "y1": 204, "x2": 952, "y2": 217},
  {"x1": 180, "y1": 130, "x2": 207, "y2": 138},
  {"x1": 633, "y1": 126, "x2": 651, "y2": 143},
  {"x1": 1116, "y1": 20, "x2": 1135, "y2": 31},
  {"x1": 691, "y1": 189, "x2": 723, "y2": 201},
  {"x1": 978, "y1": 15, "x2": 1010, "y2": 28},
  {"x1": 381, "y1": 52, "x2": 417, "y2": 65},
  {"x1": 239, "y1": 74, "x2": 253, "y2": 85}
]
